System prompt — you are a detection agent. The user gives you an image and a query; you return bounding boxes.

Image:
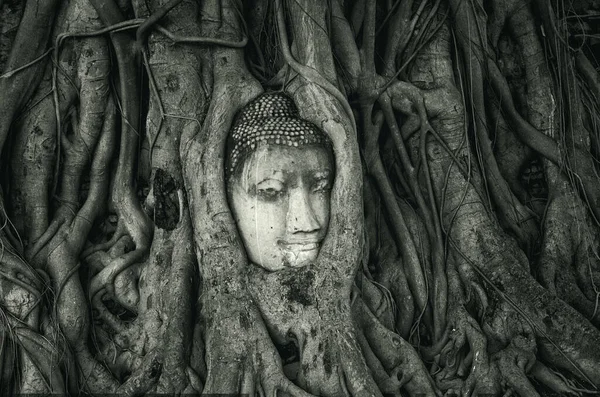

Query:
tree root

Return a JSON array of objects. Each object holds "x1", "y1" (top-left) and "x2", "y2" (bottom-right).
[
  {"x1": 493, "y1": 336, "x2": 538, "y2": 397},
  {"x1": 530, "y1": 361, "x2": 595, "y2": 396},
  {"x1": 178, "y1": 1, "x2": 300, "y2": 395},
  {"x1": 353, "y1": 294, "x2": 439, "y2": 396},
  {"x1": 41, "y1": 98, "x2": 119, "y2": 394},
  {"x1": 0, "y1": 0, "x2": 60, "y2": 156},
  {"x1": 364, "y1": 107, "x2": 430, "y2": 330},
  {"x1": 88, "y1": 0, "x2": 154, "y2": 314},
  {"x1": 436, "y1": 301, "x2": 502, "y2": 396},
  {"x1": 13, "y1": 324, "x2": 66, "y2": 394},
  {"x1": 89, "y1": 237, "x2": 143, "y2": 312}
]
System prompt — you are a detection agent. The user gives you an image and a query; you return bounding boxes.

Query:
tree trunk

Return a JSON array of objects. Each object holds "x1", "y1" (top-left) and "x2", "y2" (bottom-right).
[{"x1": 1, "y1": 0, "x2": 600, "y2": 395}]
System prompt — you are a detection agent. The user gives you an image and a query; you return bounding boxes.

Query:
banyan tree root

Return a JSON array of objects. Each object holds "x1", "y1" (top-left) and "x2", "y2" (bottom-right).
[
  {"x1": 405, "y1": 7, "x2": 600, "y2": 392},
  {"x1": 86, "y1": 0, "x2": 154, "y2": 312},
  {"x1": 498, "y1": 0, "x2": 600, "y2": 327},
  {"x1": 247, "y1": 267, "x2": 440, "y2": 396},
  {"x1": 4, "y1": 0, "x2": 600, "y2": 395},
  {"x1": 42, "y1": 98, "x2": 119, "y2": 393},
  {"x1": 353, "y1": 293, "x2": 439, "y2": 396},
  {"x1": 131, "y1": 0, "x2": 204, "y2": 389},
  {"x1": 180, "y1": 1, "x2": 312, "y2": 395},
  {"x1": 9, "y1": 0, "x2": 109, "y2": 255},
  {"x1": 245, "y1": 265, "x2": 378, "y2": 396}
]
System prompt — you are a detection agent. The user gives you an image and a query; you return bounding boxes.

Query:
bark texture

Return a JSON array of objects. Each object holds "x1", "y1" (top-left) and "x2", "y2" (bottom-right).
[{"x1": 1, "y1": 0, "x2": 600, "y2": 396}]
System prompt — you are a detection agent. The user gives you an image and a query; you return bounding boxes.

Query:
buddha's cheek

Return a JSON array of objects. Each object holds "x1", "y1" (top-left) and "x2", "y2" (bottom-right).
[
  {"x1": 232, "y1": 194, "x2": 288, "y2": 270},
  {"x1": 253, "y1": 202, "x2": 288, "y2": 269}
]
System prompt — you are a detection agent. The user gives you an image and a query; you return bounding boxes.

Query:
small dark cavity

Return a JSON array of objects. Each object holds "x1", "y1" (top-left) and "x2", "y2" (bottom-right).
[
  {"x1": 100, "y1": 296, "x2": 137, "y2": 323},
  {"x1": 239, "y1": 310, "x2": 251, "y2": 330},
  {"x1": 152, "y1": 168, "x2": 180, "y2": 231},
  {"x1": 282, "y1": 270, "x2": 315, "y2": 306}
]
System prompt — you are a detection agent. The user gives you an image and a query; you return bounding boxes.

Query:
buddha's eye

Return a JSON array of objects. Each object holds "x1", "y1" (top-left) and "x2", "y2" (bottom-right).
[
  {"x1": 256, "y1": 180, "x2": 285, "y2": 200},
  {"x1": 312, "y1": 178, "x2": 331, "y2": 193}
]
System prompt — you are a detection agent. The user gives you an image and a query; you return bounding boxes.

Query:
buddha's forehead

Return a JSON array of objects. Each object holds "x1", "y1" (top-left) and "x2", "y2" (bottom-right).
[{"x1": 241, "y1": 143, "x2": 333, "y2": 182}]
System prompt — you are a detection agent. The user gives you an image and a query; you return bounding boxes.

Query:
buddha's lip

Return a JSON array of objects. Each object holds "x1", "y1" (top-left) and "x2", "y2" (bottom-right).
[{"x1": 278, "y1": 240, "x2": 320, "y2": 251}]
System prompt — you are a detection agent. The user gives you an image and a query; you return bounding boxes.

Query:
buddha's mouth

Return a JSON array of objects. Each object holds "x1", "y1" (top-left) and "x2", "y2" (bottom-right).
[{"x1": 279, "y1": 241, "x2": 320, "y2": 252}]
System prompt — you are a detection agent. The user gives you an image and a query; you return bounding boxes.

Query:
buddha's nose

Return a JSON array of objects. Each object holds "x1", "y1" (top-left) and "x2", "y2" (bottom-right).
[{"x1": 286, "y1": 187, "x2": 321, "y2": 234}]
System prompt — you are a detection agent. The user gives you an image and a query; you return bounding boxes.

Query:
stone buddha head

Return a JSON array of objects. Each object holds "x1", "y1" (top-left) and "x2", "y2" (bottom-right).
[{"x1": 226, "y1": 92, "x2": 335, "y2": 271}]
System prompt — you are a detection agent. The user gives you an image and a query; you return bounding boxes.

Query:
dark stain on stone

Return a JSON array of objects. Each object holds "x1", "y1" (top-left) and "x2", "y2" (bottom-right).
[
  {"x1": 239, "y1": 310, "x2": 251, "y2": 330},
  {"x1": 149, "y1": 358, "x2": 162, "y2": 379},
  {"x1": 82, "y1": 47, "x2": 94, "y2": 58},
  {"x1": 323, "y1": 348, "x2": 333, "y2": 376},
  {"x1": 276, "y1": 340, "x2": 298, "y2": 364},
  {"x1": 165, "y1": 74, "x2": 180, "y2": 92},
  {"x1": 152, "y1": 168, "x2": 180, "y2": 231},
  {"x1": 282, "y1": 270, "x2": 315, "y2": 306}
]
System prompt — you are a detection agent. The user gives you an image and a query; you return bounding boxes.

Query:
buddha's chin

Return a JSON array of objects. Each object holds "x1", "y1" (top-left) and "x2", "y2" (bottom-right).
[{"x1": 282, "y1": 247, "x2": 319, "y2": 268}]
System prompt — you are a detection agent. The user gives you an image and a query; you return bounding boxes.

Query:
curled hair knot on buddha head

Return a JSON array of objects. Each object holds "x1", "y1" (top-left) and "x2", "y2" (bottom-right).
[{"x1": 225, "y1": 92, "x2": 333, "y2": 181}]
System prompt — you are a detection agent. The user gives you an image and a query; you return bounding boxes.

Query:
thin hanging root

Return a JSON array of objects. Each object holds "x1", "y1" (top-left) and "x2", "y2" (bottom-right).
[
  {"x1": 13, "y1": 325, "x2": 66, "y2": 394},
  {"x1": 488, "y1": 59, "x2": 600, "y2": 225},
  {"x1": 88, "y1": 0, "x2": 153, "y2": 253},
  {"x1": 0, "y1": 248, "x2": 43, "y2": 301},
  {"x1": 379, "y1": 94, "x2": 447, "y2": 340},
  {"x1": 274, "y1": 0, "x2": 355, "y2": 132},
  {"x1": 531, "y1": 361, "x2": 593, "y2": 396},
  {"x1": 380, "y1": 0, "x2": 424, "y2": 76},
  {"x1": 367, "y1": 76, "x2": 449, "y2": 341},
  {"x1": 363, "y1": 107, "x2": 430, "y2": 326},
  {"x1": 447, "y1": 0, "x2": 538, "y2": 252},
  {"x1": 135, "y1": 0, "x2": 184, "y2": 47}
]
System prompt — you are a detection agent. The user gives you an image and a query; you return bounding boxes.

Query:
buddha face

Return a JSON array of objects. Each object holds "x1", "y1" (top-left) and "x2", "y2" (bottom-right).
[{"x1": 228, "y1": 143, "x2": 334, "y2": 271}]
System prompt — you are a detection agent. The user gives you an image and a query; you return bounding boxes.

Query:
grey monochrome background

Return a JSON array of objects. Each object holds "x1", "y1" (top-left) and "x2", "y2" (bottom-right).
[{"x1": 0, "y1": 0, "x2": 600, "y2": 396}]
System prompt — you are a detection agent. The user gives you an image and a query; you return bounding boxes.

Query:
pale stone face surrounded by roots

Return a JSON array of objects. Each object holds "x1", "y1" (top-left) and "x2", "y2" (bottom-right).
[{"x1": 229, "y1": 142, "x2": 334, "y2": 271}]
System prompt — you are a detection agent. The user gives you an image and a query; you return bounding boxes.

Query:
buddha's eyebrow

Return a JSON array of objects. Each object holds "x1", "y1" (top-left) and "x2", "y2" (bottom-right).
[
  {"x1": 252, "y1": 172, "x2": 286, "y2": 186},
  {"x1": 255, "y1": 176, "x2": 284, "y2": 185}
]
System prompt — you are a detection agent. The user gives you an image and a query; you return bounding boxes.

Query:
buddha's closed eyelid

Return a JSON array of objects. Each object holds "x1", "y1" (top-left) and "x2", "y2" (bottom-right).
[
  {"x1": 256, "y1": 177, "x2": 285, "y2": 188},
  {"x1": 312, "y1": 178, "x2": 332, "y2": 192},
  {"x1": 254, "y1": 178, "x2": 286, "y2": 199}
]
